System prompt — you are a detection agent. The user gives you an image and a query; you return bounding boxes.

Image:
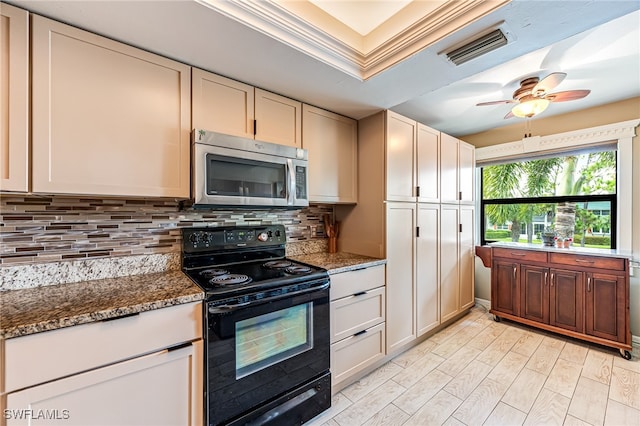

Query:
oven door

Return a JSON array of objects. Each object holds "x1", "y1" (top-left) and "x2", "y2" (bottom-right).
[{"x1": 205, "y1": 283, "x2": 330, "y2": 425}]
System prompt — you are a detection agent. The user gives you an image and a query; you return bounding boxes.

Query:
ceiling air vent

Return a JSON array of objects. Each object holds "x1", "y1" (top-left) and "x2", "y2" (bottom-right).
[{"x1": 444, "y1": 28, "x2": 508, "y2": 66}]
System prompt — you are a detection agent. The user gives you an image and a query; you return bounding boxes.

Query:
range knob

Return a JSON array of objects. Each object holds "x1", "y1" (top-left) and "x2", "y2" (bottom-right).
[
  {"x1": 257, "y1": 232, "x2": 269, "y2": 242},
  {"x1": 189, "y1": 233, "x2": 200, "y2": 244}
]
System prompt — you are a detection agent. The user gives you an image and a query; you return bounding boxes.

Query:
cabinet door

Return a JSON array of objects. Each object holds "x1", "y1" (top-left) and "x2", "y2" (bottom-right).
[
  {"x1": 385, "y1": 111, "x2": 416, "y2": 202},
  {"x1": 440, "y1": 133, "x2": 459, "y2": 204},
  {"x1": 585, "y1": 272, "x2": 626, "y2": 343},
  {"x1": 6, "y1": 341, "x2": 203, "y2": 426},
  {"x1": 520, "y1": 265, "x2": 549, "y2": 324},
  {"x1": 255, "y1": 88, "x2": 301, "y2": 147},
  {"x1": 550, "y1": 269, "x2": 584, "y2": 333},
  {"x1": 459, "y1": 140, "x2": 475, "y2": 204},
  {"x1": 459, "y1": 205, "x2": 475, "y2": 310},
  {"x1": 31, "y1": 15, "x2": 191, "y2": 197},
  {"x1": 416, "y1": 203, "x2": 439, "y2": 336},
  {"x1": 385, "y1": 202, "x2": 416, "y2": 353},
  {"x1": 0, "y1": 4, "x2": 29, "y2": 192},
  {"x1": 491, "y1": 260, "x2": 519, "y2": 316},
  {"x1": 416, "y1": 124, "x2": 439, "y2": 203},
  {"x1": 440, "y1": 204, "x2": 459, "y2": 322},
  {"x1": 302, "y1": 105, "x2": 357, "y2": 203},
  {"x1": 192, "y1": 68, "x2": 255, "y2": 138}
]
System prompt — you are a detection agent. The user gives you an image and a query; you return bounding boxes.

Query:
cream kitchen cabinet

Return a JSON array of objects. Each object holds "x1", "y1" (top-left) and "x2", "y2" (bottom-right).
[
  {"x1": 192, "y1": 68, "x2": 302, "y2": 147},
  {"x1": 441, "y1": 133, "x2": 475, "y2": 205},
  {"x1": 1, "y1": 302, "x2": 203, "y2": 426},
  {"x1": 441, "y1": 204, "x2": 475, "y2": 322},
  {"x1": 31, "y1": 15, "x2": 191, "y2": 198},
  {"x1": 0, "y1": 3, "x2": 29, "y2": 192},
  {"x1": 384, "y1": 111, "x2": 440, "y2": 203},
  {"x1": 302, "y1": 104, "x2": 357, "y2": 203},
  {"x1": 330, "y1": 265, "x2": 385, "y2": 393}
]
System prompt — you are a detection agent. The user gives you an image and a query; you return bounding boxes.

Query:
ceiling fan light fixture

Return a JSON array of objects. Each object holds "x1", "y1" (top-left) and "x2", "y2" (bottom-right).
[{"x1": 511, "y1": 98, "x2": 550, "y2": 118}]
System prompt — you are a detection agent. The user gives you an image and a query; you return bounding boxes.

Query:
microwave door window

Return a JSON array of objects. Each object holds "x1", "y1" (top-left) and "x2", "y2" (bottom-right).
[{"x1": 206, "y1": 155, "x2": 286, "y2": 198}]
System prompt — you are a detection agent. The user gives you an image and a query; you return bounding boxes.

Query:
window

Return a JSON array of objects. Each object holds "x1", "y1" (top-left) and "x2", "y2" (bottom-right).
[{"x1": 480, "y1": 149, "x2": 617, "y2": 249}]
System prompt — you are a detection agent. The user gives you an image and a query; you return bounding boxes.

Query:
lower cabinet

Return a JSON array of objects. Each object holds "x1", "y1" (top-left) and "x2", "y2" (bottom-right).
[
  {"x1": 330, "y1": 265, "x2": 386, "y2": 393},
  {"x1": 489, "y1": 247, "x2": 631, "y2": 357},
  {"x1": 1, "y1": 302, "x2": 203, "y2": 425}
]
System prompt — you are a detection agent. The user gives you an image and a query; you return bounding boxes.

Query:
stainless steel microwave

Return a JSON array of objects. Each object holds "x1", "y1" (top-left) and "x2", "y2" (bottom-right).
[{"x1": 192, "y1": 129, "x2": 309, "y2": 208}]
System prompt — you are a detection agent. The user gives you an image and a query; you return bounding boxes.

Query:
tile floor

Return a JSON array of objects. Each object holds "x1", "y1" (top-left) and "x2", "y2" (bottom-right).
[{"x1": 308, "y1": 305, "x2": 640, "y2": 426}]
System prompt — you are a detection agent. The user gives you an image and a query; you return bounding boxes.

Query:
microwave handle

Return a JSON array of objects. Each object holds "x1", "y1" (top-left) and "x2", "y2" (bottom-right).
[{"x1": 287, "y1": 159, "x2": 295, "y2": 205}]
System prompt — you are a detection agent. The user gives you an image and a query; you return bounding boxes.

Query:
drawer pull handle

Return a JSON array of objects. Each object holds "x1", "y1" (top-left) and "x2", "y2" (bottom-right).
[
  {"x1": 587, "y1": 276, "x2": 591, "y2": 292},
  {"x1": 100, "y1": 312, "x2": 140, "y2": 322},
  {"x1": 513, "y1": 266, "x2": 517, "y2": 280},
  {"x1": 551, "y1": 273, "x2": 555, "y2": 287},
  {"x1": 353, "y1": 291, "x2": 367, "y2": 297},
  {"x1": 354, "y1": 330, "x2": 367, "y2": 337},
  {"x1": 510, "y1": 252, "x2": 527, "y2": 257},
  {"x1": 575, "y1": 259, "x2": 595, "y2": 264},
  {"x1": 545, "y1": 272, "x2": 548, "y2": 285}
]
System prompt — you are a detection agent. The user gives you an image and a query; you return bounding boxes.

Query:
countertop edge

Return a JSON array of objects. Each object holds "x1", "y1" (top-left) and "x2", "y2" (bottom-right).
[{"x1": 488, "y1": 242, "x2": 634, "y2": 260}]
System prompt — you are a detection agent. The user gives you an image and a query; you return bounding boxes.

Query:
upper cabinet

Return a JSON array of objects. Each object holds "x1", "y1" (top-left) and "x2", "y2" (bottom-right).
[
  {"x1": 0, "y1": 3, "x2": 29, "y2": 192},
  {"x1": 31, "y1": 15, "x2": 191, "y2": 198},
  {"x1": 385, "y1": 111, "x2": 442, "y2": 203},
  {"x1": 191, "y1": 69, "x2": 255, "y2": 139},
  {"x1": 302, "y1": 104, "x2": 357, "y2": 203},
  {"x1": 192, "y1": 68, "x2": 302, "y2": 148},
  {"x1": 441, "y1": 133, "x2": 475, "y2": 204}
]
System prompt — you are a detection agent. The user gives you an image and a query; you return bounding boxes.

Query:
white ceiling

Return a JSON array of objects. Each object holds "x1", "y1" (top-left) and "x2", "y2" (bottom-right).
[{"x1": 9, "y1": 0, "x2": 640, "y2": 137}]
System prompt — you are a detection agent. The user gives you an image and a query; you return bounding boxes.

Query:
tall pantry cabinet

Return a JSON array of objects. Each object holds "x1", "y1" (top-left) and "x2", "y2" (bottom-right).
[{"x1": 337, "y1": 110, "x2": 475, "y2": 355}]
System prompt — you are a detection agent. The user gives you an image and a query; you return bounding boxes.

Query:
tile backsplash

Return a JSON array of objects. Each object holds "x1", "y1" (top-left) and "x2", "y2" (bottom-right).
[{"x1": 0, "y1": 195, "x2": 333, "y2": 266}]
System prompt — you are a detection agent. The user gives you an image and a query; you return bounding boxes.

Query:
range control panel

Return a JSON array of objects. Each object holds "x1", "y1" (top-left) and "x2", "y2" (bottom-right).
[{"x1": 183, "y1": 225, "x2": 286, "y2": 252}]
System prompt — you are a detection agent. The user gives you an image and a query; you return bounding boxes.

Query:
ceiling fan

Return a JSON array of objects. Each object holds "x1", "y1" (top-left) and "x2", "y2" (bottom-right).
[{"x1": 476, "y1": 72, "x2": 591, "y2": 119}]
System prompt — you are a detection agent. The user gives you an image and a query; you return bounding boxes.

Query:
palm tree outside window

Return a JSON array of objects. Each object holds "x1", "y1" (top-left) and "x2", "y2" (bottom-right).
[{"x1": 480, "y1": 148, "x2": 617, "y2": 249}]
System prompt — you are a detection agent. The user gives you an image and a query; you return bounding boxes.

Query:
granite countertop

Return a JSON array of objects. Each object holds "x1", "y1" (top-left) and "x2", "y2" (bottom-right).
[
  {"x1": 290, "y1": 251, "x2": 386, "y2": 274},
  {"x1": 0, "y1": 271, "x2": 204, "y2": 339},
  {"x1": 489, "y1": 242, "x2": 634, "y2": 260}
]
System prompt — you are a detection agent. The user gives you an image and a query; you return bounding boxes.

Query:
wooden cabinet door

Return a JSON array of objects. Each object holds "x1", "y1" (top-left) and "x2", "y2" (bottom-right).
[
  {"x1": 6, "y1": 341, "x2": 203, "y2": 426},
  {"x1": 586, "y1": 272, "x2": 626, "y2": 342},
  {"x1": 459, "y1": 205, "x2": 475, "y2": 311},
  {"x1": 385, "y1": 111, "x2": 416, "y2": 202},
  {"x1": 491, "y1": 260, "x2": 519, "y2": 316},
  {"x1": 0, "y1": 3, "x2": 29, "y2": 192},
  {"x1": 440, "y1": 204, "x2": 460, "y2": 322},
  {"x1": 416, "y1": 203, "x2": 439, "y2": 336},
  {"x1": 31, "y1": 15, "x2": 191, "y2": 197},
  {"x1": 440, "y1": 133, "x2": 459, "y2": 204},
  {"x1": 520, "y1": 265, "x2": 549, "y2": 324},
  {"x1": 255, "y1": 88, "x2": 301, "y2": 147},
  {"x1": 385, "y1": 202, "x2": 416, "y2": 353},
  {"x1": 302, "y1": 104, "x2": 357, "y2": 203},
  {"x1": 192, "y1": 68, "x2": 255, "y2": 138},
  {"x1": 459, "y1": 140, "x2": 475, "y2": 204},
  {"x1": 550, "y1": 269, "x2": 584, "y2": 333},
  {"x1": 416, "y1": 124, "x2": 439, "y2": 203}
]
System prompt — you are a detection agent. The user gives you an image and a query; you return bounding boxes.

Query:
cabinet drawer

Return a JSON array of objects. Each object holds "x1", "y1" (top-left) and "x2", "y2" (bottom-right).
[
  {"x1": 4, "y1": 302, "x2": 202, "y2": 393},
  {"x1": 550, "y1": 253, "x2": 625, "y2": 271},
  {"x1": 331, "y1": 323, "x2": 385, "y2": 387},
  {"x1": 331, "y1": 287, "x2": 385, "y2": 343},
  {"x1": 330, "y1": 265, "x2": 385, "y2": 301},
  {"x1": 493, "y1": 248, "x2": 548, "y2": 263}
]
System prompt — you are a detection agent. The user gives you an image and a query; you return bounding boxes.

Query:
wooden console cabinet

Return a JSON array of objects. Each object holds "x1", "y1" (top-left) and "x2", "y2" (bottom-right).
[{"x1": 477, "y1": 245, "x2": 632, "y2": 359}]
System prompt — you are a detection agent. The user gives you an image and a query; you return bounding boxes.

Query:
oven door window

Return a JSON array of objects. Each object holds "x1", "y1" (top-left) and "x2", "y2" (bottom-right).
[
  {"x1": 206, "y1": 154, "x2": 287, "y2": 198},
  {"x1": 235, "y1": 302, "x2": 313, "y2": 379}
]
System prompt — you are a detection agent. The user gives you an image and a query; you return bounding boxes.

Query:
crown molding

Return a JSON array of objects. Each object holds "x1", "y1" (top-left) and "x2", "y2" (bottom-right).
[
  {"x1": 196, "y1": 0, "x2": 509, "y2": 81},
  {"x1": 476, "y1": 119, "x2": 640, "y2": 161}
]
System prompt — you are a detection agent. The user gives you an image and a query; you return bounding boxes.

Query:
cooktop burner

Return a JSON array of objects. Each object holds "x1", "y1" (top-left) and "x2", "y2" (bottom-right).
[
  {"x1": 263, "y1": 260, "x2": 293, "y2": 269},
  {"x1": 200, "y1": 268, "x2": 229, "y2": 278},
  {"x1": 286, "y1": 265, "x2": 312, "y2": 274},
  {"x1": 209, "y1": 274, "x2": 252, "y2": 286}
]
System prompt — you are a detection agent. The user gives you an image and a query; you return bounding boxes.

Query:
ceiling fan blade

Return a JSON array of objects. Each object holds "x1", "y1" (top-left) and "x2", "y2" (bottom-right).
[
  {"x1": 545, "y1": 89, "x2": 591, "y2": 102},
  {"x1": 532, "y1": 72, "x2": 567, "y2": 96},
  {"x1": 476, "y1": 99, "x2": 515, "y2": 106},
  {"x1": 504, "y1": 111, "x2": 515, "y2": 119}
]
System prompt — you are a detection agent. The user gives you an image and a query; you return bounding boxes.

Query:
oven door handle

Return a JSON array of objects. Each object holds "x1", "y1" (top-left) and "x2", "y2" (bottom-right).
[{"x1": 208, "y1": 282, "x2": 330, "y2": 314}]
